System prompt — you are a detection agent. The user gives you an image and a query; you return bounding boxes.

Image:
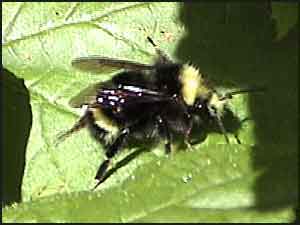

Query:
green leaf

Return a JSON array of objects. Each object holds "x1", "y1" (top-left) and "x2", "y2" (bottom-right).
[{"x1": 2, "y1": 2, "x2": 298, "y2": 222}]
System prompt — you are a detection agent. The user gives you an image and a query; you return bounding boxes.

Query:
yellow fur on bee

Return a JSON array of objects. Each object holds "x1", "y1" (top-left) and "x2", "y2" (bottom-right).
[{"x1": 179, "y1": 64, "x2": 209, "y2": 105}]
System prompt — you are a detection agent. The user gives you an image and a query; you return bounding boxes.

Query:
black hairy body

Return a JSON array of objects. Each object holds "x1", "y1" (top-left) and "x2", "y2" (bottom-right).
[
  {"x1": 58, "y1": 38, "x2": 263, "y2": 189},
  {"x1": 102, "y1": 69, "x2": 191, "y2": 133}
]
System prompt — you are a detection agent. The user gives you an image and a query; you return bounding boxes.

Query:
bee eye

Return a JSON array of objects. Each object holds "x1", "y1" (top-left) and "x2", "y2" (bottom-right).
[{"x1": 193, "y1": 99, "x2": 205, "y2": 111}]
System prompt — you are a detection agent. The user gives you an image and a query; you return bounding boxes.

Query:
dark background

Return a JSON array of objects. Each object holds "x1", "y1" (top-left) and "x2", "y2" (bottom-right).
[{"x1": 177, "y1": 2, "x2": 298, "y2": 211}]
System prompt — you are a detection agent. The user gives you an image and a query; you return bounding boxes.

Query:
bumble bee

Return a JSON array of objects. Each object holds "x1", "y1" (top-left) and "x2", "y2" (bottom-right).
[{"x1": 58, "y1": 37, "x2": 263, "y2": 189}]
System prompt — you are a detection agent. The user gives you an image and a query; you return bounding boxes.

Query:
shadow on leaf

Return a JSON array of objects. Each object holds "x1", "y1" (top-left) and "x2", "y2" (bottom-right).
[{"x1": 177, "y1": 2, "x2": 298, "y2": 212}]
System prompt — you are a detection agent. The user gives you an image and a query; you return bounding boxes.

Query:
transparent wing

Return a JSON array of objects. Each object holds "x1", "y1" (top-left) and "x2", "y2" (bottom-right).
[
  {"x1": 72, "y1": 56, "x2": 155, "y2": 74},
  {"x1": 69, "y1": 82, "x2": 102, "y2": 108}
]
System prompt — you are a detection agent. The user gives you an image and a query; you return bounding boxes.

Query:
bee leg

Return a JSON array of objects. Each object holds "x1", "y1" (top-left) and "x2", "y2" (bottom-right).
[
  {"x1": 156, "y1": 115, "x2": 172, "y2": 154},
  {"x1": 234, "y1": 133, "x2": 242, "y2": 144},
  {"x1": 87, "y1": 121, "x2": 108, "y2": 145},
  {"x1": 93, "y1": 159, "x2": 111, "y2": 189},
  {"x1": 93, "y1": 128, "x2": 130, "y2": 190},
  {"x1": 106, "y1": 128, "x2": 130, "y2": 159},
  {"x1": 184, "y1": 118, "x2": 195, "y2": 151},
  {"x1": 56, "y1": 110, "x2": 93, "y2": 145}
]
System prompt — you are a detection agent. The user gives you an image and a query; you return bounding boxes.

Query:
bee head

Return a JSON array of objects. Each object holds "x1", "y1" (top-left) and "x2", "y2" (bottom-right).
[
  {"x1": 179, "y1": 63, "x2": 265, "y2": 143},
  {"x1": 192, "y1": 87, "x2": 265, "y2": 143},
  {"x1": 192, "y1": 92, "x2": 229, "y2": 143}
]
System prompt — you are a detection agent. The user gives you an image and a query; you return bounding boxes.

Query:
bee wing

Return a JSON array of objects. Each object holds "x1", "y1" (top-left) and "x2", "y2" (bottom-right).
[
  {"x1": 69, "y1": 82, "x2": 102, "y2": 108},
  {"x1": 97, "y1": 87, "x2": 171, "y2": 111},
  {"x1": 72, "y1": 56, "x2": 155, "y2": 74}
]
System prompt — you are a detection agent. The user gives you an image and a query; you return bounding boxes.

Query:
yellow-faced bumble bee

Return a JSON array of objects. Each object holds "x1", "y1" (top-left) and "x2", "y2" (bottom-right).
[{"x1": 58, "y1": 37, "x2": 263, "y2": 189}]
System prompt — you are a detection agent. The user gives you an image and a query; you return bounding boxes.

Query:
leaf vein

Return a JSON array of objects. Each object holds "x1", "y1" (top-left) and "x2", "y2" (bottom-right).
[
  {"x1": 38, "y1": 104, "x2": 69, "y2": 187},
  {"x1": 3, "y1": 2, "x2": 25, "y2": 42},
  {"x1": 3, "y1": 2, "x2": 150, "y2": 47},
  {"x1": 91, "y1": 22, "x2": 153, "y2": 57},
  {"x1": 37, "y1": 36, "x2": 53, "y2": 66},
  {"x1": 63, "y1": 2, "x2": 80, "y2": 22}
]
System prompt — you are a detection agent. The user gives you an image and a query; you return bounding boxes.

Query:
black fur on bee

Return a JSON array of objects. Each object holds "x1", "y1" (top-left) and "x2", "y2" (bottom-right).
[{"x1": 58, "y1": 37, "x2": 264, "y2": 189}]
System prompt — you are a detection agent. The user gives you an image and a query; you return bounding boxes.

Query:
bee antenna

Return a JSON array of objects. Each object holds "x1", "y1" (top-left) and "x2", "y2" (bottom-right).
[
  {"x1": 219, "y1": 87, "x2": 266, "y2": 101},
  {"x1": 147, "y1": 36, "x2": 157, "y2": 48},
  {"x1": 147, "y1": 36, "x2": 171, "y2": 63}
]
